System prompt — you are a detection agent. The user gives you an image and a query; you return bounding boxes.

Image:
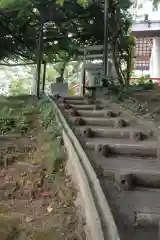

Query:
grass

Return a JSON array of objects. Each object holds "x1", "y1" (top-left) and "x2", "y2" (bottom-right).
[{"x1": 38, "y1": 97, "x2": 65, "y2": 174}]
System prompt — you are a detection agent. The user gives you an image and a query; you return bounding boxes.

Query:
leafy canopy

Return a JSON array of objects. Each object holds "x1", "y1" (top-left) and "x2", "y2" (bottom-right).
[
  {"x1": 0, "y1": 0, "x2": 104, "y2": 62},
  {"x1": 0, "y1": 0, "x2": 89, "y2": 8},
  {"x1": 0, "y1": 0, "x2": 135, "y2": 87}
]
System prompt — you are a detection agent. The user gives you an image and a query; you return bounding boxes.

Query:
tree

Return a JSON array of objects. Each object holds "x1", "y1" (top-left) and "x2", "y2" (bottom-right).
[
  {"x1": 9, "y1": 76, "x2": 31, "y2": 95},
  {"x1": 153, "y1": 0, "x2": 159, "y2": 8},
  {"x1": 45, "y1": 65, "x2": 58, "y2": 83},
  {"x1": 0, "y1": 0, "x2": 89, "y2": 8},
  {"x1": 108, "y1": 1, "x2": 135, "y2": 86},
  {"x1": 53, "y1": 50, "x2": 74, "y2": 82},
  {"x1": 0, "y1": 1, "x2": 103, "y2": 61},
  {"x1": 0, "y1": 8, "x2": 37, "y2": 61},
  {"x1": 0, "y1": 0, "x2": 134, "y2": 89}
]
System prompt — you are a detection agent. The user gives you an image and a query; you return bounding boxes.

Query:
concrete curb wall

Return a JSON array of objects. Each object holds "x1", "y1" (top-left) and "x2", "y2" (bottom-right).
[
  {"x1": 63, "y1": 130, "x2": 104, "y2": 240},
  {"x1": 47, "y1": 95, "x2": 120, "y2": 240}
]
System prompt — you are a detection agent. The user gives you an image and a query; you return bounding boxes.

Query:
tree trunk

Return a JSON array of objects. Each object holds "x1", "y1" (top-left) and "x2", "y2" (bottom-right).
[
  {"x1": 60, "y1": 67, "x2": 65, "y2": 81},
  {"x1": 111, "y1": 43, "x2": 124, "y2": 85},
  {"x1": 56, "y1": 63, "x2": 66, "y2": 83}
]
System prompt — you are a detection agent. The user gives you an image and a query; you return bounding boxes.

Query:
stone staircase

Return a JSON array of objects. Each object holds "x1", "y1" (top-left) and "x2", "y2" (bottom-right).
[{"x1": 54, "y1": 95, "x2": 160, "y2": 240}]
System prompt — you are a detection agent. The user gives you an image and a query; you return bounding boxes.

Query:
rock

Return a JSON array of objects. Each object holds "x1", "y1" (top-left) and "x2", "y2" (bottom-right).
[
  {"x1": 30, "y1": 188, "x2": 37, "y2": 199},
  {"x1": 25, "y1": 216, "x2": 33, "y2": 223},
  {"x1": 11, "y1": 182, "x2": 20, "y2": 193},
  {"x1": 132, "y1": 132, "x2": 146, "y2": 141},
  {"x1": 75, "y1": 118, "x2": 85, "y2": 126},
  {"x1": 115, "y1": 119, "x2": 127, "y2": 128},
  {"x1": 47, "y1": 205, "x2": 53, "y2": 213},
  {"x1": 105, "y1": 111, "x2": 117, "y2": 117},
  {"x1": 84, "y1": 128, "x2": 93, "y2": 138},
  {"x1": 64, "y1": 103, "x2": 71, "y2": 109},
  {"x1": 70, "y1": 109, "x2": 79, "y2": 117}
]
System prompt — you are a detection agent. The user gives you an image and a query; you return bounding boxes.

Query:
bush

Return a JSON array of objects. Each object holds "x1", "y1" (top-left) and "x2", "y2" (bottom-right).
[
  {"x1": 38, "y1": 97, "x2": 65, "y2": 174},
  {"x1": 130, "y1": 76, "x2": 157, "y2": 90}
]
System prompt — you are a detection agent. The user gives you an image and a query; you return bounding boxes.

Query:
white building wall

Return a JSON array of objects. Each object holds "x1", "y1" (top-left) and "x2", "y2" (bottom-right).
[
  {"x1": 134, "y1": 0, "x2": 160, "y2": 21},
  {"x1": 150, "y1": 37, "x2": 160, "y2": 78}
]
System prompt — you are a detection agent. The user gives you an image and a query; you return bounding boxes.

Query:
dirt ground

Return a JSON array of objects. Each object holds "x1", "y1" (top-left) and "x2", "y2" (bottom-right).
[
  {"x1": 115, "y1": 88, "x2": 160, "y2": 124},
  {"x1": 0, "y1": 97, "x2": 85, "y2": 240},
  {"x1": 133, "y1": 89, "x2": 160, "y2": 122}
]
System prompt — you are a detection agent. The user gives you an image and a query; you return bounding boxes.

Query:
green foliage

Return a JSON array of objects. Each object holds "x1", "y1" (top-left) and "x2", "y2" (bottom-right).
[
  {"x1": 53, "y1": 50, "x2": 73, "y2": 82},
  {"x1": 0, "y1": 107, "x2": 16, "y2": 134},
  {"x1": 38, "y1": 97, "x2": 61, "y2": 139},
  {"x1": 108, "y1": 0, "x2": 134, "y2": 86},
  {"x1": 9, "y1": 76, "x2": 31, "y2": 96},
  {"x1": 0, "y1": 0, "x2": 88, "y2": 8},
  {"x1": 135, "y1": 76, "x2": 149, "y2": 85},
  {"x1": 44, "y1": 60, "x2": 81, "y2": 87},
  {"x1": 0, "y1": 101, "x2": 36, "y2": 134},
  {"x1": 0, "y1": 0, "x2": 134, "y2": 94},
  {"x1": 153, "y1": 0, "x2": 159, "y2": 8},
  {"x1": 56, "y1": 0, "x2": 89, "y2": 6},
  {"x1": 38, "y1": 97, "x2": 64, "y2": 173},
  {"x1": 45, "y1": 65, "x2": 58, "y2": 83},
  {"x1": 0, "y1": 0, "x2": 100, "y2": 61},
  {"x1": 130, "y1": 76, "x2": 157, "y2": 90}
]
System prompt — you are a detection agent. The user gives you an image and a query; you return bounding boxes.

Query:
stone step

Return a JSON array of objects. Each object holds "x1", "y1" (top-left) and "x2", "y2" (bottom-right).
[
  {"x1": 75, "y1": 126, "x2": 154, "y2": 141},
  {"x1": 85, "y1": 138, "x2": 158, "y2": 157},
  {"x1": 64, "y1": 99, "x2": 100, "y2": 105},
  {"x1": 60, "y1": 103, "x2": 103, "y2": 110},
  {"x1": 133, "y1": 172, "x2": 160, "y2": 189},
  {"x1": 103, "y1": 177, "x2": 160, "y2": 216},
  {"x1": 55, "y1": 95, "x2": 160, "y2": 239},
  {"x1": 63, "y1": 96, "x2": 84, "y2": 100},
  {"x1": 69, "y1": 116, "x2": 129, "y2": 127},
  {"x1": 65, "y1": 109, "x2": 120, "y2": 118},
  {"x1": 64, "y1": 100, "x2": 88, "y2": 105},
  {"x1": 86, "y1": 150, "x2": 158, "y2": 173},
  {"x1": 121, "y1": 190, "x2": 160, "y2": 215},
  {"x1": 114, "y1": 171, "x2": 160, "y2": 190},
  {"x1": 135, "y1": 212, "x2": 160, "y2": 227}
]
